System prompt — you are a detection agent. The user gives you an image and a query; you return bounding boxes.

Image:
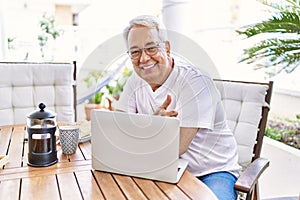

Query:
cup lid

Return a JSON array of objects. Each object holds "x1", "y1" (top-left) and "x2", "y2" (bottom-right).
[{"x1": 27, "y1": 103, "x2": 56, "y2": 119}]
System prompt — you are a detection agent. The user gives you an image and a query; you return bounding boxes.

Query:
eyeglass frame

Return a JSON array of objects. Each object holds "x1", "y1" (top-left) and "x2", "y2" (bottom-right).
[{"x1": 127, "y1": 41, "x2": 166, "y2": 60}]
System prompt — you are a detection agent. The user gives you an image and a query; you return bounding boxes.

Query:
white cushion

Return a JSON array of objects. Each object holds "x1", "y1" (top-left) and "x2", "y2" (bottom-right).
[
  {"x1": 0, "y1": 62, "x2": 75, "y2": 126},
  {"x1": 214, "y1": 81, "x2": 269, "y2": 168}
]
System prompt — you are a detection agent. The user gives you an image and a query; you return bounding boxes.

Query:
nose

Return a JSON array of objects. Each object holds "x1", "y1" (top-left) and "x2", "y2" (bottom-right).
[{"x1": 139, "y1": 49, "x2": 151, "y2": 63}]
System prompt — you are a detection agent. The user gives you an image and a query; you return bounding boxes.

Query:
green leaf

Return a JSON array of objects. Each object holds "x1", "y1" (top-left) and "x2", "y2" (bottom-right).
[{"x1": 236, "y1": 0, "x2": 300, "y2": 77}]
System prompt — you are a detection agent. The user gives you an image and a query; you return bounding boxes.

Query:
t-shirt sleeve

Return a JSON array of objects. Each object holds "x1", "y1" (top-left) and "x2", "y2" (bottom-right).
[{"x1": 177, "y1": 73, "x2": 219, "y2": 130}]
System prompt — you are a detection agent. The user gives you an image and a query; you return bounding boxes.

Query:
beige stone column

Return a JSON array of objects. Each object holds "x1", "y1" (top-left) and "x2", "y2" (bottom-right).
[{"x1": 161, "y1": 0, "x2": 191, "y2": 36}]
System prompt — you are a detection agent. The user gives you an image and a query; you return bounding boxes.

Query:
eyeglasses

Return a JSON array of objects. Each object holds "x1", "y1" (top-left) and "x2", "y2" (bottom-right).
[{"x1": 127, "y1": 42, "x2": 165, "y2": 60}]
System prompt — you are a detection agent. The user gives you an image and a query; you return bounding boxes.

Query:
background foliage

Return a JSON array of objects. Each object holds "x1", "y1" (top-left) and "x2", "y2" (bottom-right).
[{"x1": 237, "y1": 0, "x2": 300, "y2": 77}]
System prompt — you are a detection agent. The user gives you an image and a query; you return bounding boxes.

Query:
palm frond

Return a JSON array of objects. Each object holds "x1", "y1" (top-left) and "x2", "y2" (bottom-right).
[
  {"x1": 236, "y1": 0, "x2": 300, "y2": 77},
  {"x1": 259, "y1": 0, "x2": 300, "y2": 15},
  {"x1": 237, "y1": 12, "x2": 300, "y2": 37},
  {"x1": 240, "y1": 38, "x2": 300, "y2": 73}
]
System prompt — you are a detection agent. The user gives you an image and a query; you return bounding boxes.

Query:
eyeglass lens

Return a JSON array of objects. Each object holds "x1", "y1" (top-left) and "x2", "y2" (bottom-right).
[{"x1": 128, "y1": 44, "x2": 160, "y2": 59}]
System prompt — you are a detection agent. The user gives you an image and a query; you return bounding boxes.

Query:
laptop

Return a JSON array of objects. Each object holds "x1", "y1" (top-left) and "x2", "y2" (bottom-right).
[{"x1": 91, "y1": 110, "x2": 188, "y2": 183}]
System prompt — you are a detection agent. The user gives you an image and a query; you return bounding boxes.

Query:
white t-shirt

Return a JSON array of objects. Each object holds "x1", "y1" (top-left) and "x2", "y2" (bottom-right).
[{"x1": 114, "y1": 60, "x2": 241, "y2": 178}]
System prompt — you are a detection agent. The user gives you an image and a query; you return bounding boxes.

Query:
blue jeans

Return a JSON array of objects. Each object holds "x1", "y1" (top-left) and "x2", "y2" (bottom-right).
[{"x1": 198, "y1": 171, "x2": 238, "y2": 200}]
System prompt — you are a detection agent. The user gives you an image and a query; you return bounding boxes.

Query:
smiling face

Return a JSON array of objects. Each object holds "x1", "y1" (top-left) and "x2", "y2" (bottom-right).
[{"x1": 127, "y1": 25, "x2": 173, "y2": 91}]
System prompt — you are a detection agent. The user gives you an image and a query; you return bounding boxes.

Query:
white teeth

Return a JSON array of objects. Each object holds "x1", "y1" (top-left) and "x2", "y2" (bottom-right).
[{"x1": 140, "y1": 63, "x2": 156, "y2": 70}]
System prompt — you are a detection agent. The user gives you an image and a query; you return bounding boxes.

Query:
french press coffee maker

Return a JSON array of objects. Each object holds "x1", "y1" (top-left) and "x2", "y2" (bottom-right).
[{"x1": 27, "y1": 103, "x2": 58, "y2": 167}]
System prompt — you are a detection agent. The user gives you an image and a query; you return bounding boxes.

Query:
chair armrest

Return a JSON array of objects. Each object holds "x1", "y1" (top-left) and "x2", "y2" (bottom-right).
[{"x1": 234, "y1": 157, "x2": 270, "y2": 193}]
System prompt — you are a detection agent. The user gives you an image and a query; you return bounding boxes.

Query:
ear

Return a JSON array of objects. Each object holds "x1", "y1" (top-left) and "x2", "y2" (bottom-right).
[{"x1": 165, "y1": 41, "x2": 171, "y2": 56}]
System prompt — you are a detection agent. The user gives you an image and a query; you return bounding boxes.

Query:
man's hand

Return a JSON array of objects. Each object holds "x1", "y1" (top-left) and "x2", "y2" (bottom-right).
[{"x1": 153, "y1": 94, "x2": 178, "y2": 117}]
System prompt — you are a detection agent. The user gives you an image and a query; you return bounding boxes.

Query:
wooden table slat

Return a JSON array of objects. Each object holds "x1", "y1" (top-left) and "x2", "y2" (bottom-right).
[
  {"x1": 5, "y1": 126, "x2": 26, "y2": 168},
  {"x1": 0, "y1": 160, "x2": 91, "y2": 181},
  {"x1": 23, "y1": 139, "x2": 29, "y2": 167},
  {"x1": 20, "y1": 175, "x2": 60, "y2": 200},
  {"x1": 0, "y1": 179, "x2": 20, "y2": 199},
  {"x1": 78, "y1": 141, "x2": 92, "y2": 160},
  {"x1": 57, "y1": 172, "x2": 82, "y2": 200},
  {"x1": 156, "y1": 181, "x2": 191, "y2": 200},
  {"x1": 133, "y1": 177, "x2": 169, "y2": 200},
  {"x1": 75, "y1": 170, "x2": 105, "y2": 200},
  {"x1": 93, "y1": 171, "x2": 126, "y2": 200},
  {"x1": 57, "y1": 145, "x2": 85, "y2": 162},
  {"x1": 178, "y1": 170, "x2": 217, "y2": 200},
  {"x1": 0, "y1": 126, "x2": 13, "y2": 155},
  {"x1": 113, "y1": 174, "x2": 148, "y2": 200}
]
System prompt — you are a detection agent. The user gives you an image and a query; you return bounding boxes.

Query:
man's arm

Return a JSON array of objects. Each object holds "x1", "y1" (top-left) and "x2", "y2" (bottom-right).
[
  {"x1": 154, "y1": 95, "x2": 198, "y2": 156},
  {"x1": 179, "y1": 127, "x2": 198, "y2": 156}
]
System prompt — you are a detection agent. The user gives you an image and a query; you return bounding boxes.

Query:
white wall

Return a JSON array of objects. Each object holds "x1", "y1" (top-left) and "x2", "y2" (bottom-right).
[
  {"x1": 270, "y1": 89, "x2": 300, "y2": 119},
  {"x1": 77, "y1": 0, "x2": 161, "y2": 67},
  {"x1": 1, "y1": 0, "x2": 55, "y2": 61},
  {"x1": 0, "y1": 0, "x2": 5, "y2": 59},
  {"x1": 260, "y1": 137, "x2": 300, "y2": 198}
]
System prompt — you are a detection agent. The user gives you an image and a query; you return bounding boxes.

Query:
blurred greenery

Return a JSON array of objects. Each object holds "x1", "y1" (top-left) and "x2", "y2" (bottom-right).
[
  {"x1": 84, "y1": 67, "x2": 133, "y2": 104},
  {"x1": 236, "y1": 0, "x2": 300, "y2": 77},
  {"x1": 265, "y1": 127, "x2": 282, "y2": 141},
  {"x1": 105, "y1": 66, "x2": 133, "y2": 99},
  {"x1": 84, "y1": 70, "x2": 105, "y2": 104},
  {"x1": 265, "y1": 115, "x2": 299, "y2": 149},
  {"x1": 89, "y1": 91, "x2": 104, "y2": 104},
  {"x1": 37, "y1": 13, "x2": 62, "y2": 58}
]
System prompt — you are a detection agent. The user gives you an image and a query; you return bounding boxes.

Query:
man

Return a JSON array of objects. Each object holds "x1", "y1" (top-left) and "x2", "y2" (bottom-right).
[{"x1": 114, "y1": 15, "x2": 241, "y2": 200}]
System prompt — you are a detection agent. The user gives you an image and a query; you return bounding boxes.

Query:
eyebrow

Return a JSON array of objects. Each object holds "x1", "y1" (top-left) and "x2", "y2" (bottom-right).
[{"x1": 129, "y1": 41, "x2": 157, "y2": 50}]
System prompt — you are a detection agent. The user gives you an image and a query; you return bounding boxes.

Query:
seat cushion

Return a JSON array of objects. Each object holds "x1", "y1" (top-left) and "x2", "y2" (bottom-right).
[
  {"x1": 214, "y1": 81, "x2": 269, "y2": 168},
  {"x1": 0, "y1": 62, "x2": 75, "y2": 126}
]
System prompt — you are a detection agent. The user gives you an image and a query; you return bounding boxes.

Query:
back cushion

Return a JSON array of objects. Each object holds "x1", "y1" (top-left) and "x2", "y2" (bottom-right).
[
  {"x1": 0, "y1": 62, "x2": 75, "y2": 126},
  {"x1": 214, "y1": 80, "x2": 268, "y2": 168}
]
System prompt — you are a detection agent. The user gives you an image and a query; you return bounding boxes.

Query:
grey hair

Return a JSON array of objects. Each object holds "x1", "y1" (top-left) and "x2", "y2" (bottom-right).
[{"x1": 123, "y1": 15, "x2": 168, "y2": 48}]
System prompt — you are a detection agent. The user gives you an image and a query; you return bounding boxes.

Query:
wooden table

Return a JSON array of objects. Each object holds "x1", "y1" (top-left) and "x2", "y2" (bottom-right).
[{"x1": 0, "y1": 124, "x2": 217, "y2": 200}]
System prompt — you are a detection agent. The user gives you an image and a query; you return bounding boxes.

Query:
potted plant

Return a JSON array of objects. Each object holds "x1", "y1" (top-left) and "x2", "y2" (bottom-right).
[
  {"x1": 37, "y1": 13, "x2": 61, "y2": 60},
  {"x1": 105, "y1": 67, "x2": 133, "y2": 110},
  {"x1": 83, "y1": 67, "x2": 132, "y2": 118},
  {"x1": 83, "y1": 70, "x2": 105, "y2": 121}
]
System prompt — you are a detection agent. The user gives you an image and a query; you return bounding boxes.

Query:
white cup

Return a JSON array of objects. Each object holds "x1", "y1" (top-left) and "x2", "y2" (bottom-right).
[{"x1": 59, "y1": 126, "x2": 80, "y2": 154}]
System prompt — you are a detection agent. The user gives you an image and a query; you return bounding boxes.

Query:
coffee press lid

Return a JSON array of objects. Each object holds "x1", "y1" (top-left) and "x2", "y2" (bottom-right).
[{"x1": 27, "y1": 103, "x2": 56, "y2": 119}]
